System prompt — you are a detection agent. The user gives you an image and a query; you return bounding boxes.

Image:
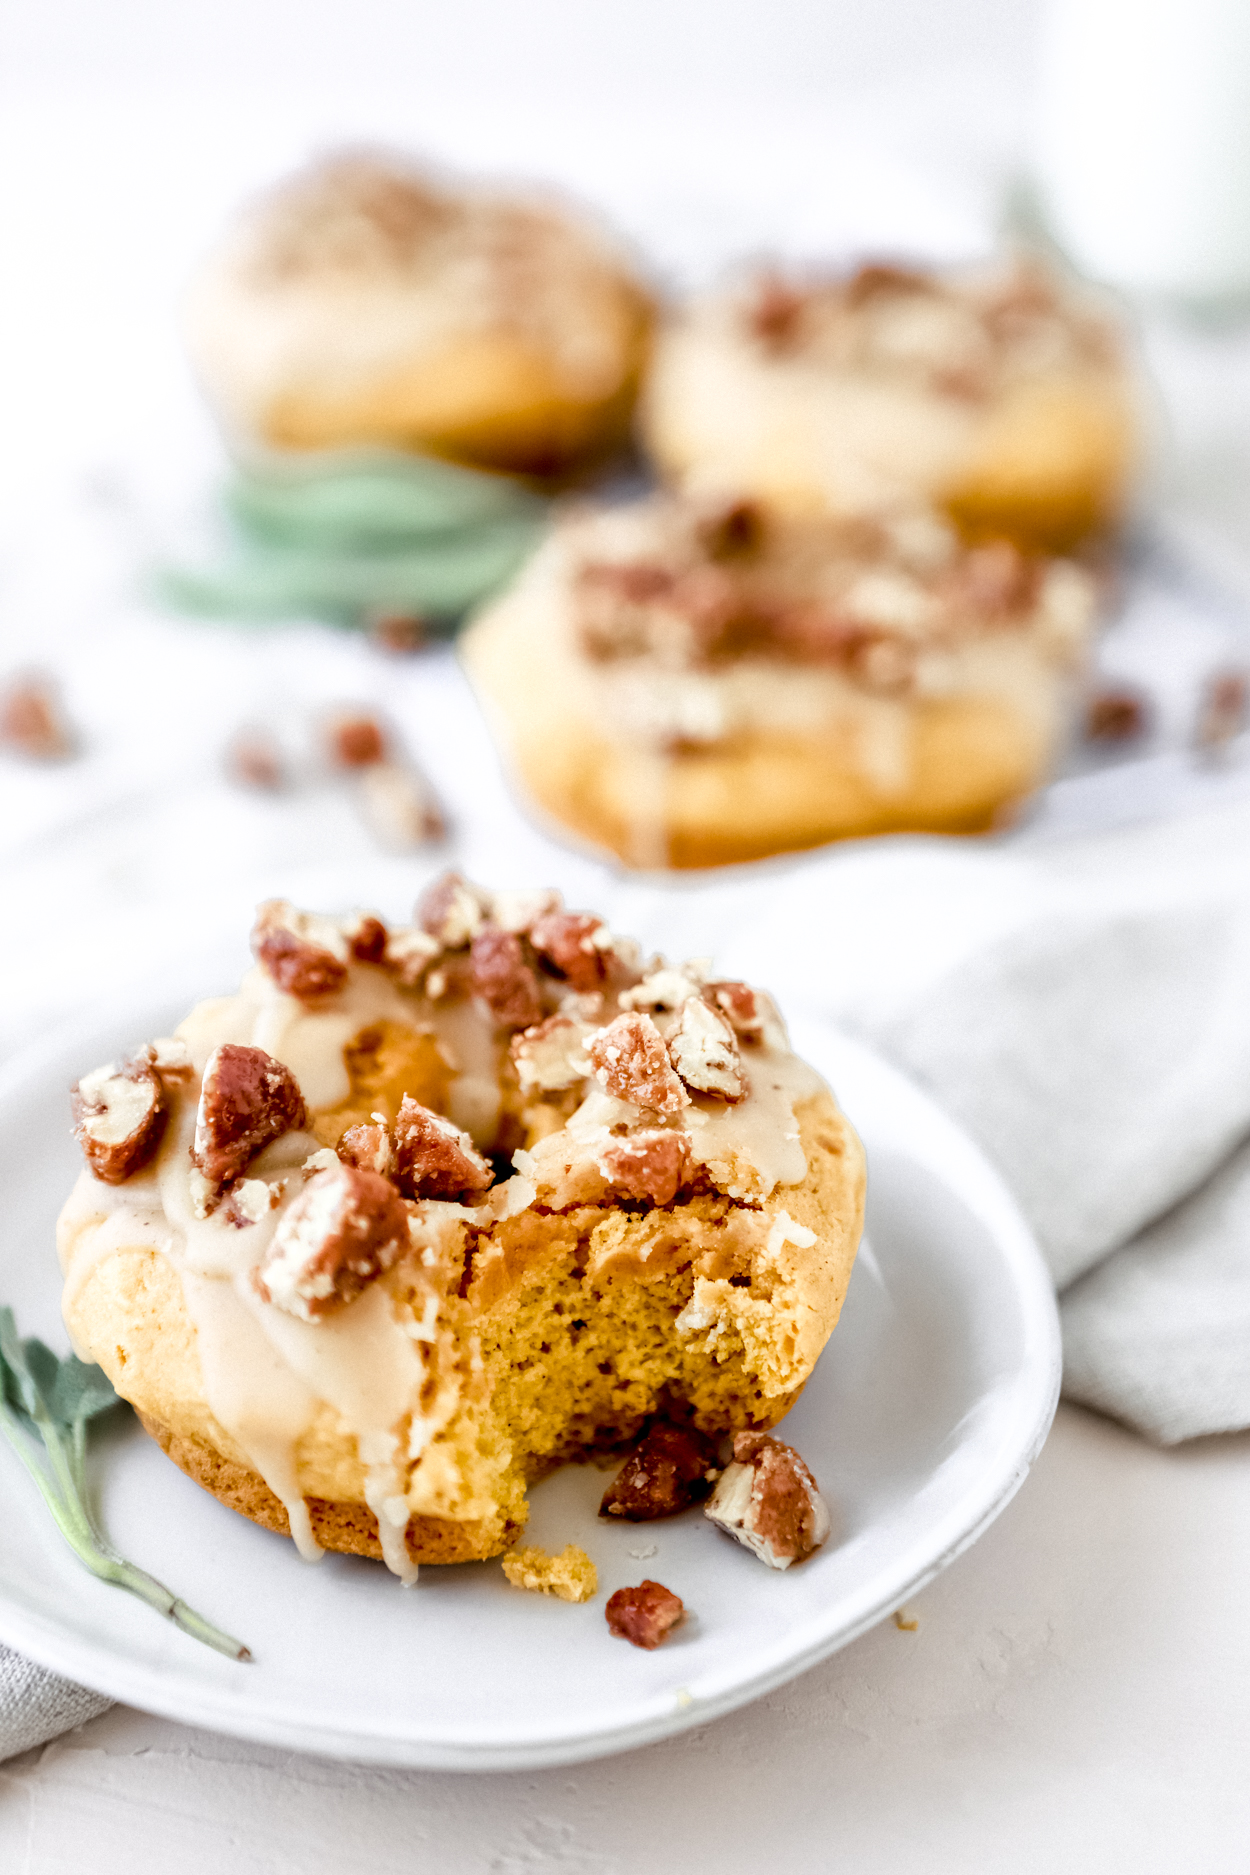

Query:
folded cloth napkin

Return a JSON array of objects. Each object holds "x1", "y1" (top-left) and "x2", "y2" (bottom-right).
[
  {"x1": 720, "y1": 793, "x2": 1250, "y2": 1444},
  {"x1": 0, "y1": 1643, "x2": 110, "y2": 1761}
]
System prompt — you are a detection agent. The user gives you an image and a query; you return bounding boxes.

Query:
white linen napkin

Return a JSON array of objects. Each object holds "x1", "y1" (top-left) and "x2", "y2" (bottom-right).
[
  {"x1": 0, "y1": 1644, "x2": 110, "y2": 1761},
  {"x1": 721, "y1": 793, "x2": 1250, "y2": 1445}
]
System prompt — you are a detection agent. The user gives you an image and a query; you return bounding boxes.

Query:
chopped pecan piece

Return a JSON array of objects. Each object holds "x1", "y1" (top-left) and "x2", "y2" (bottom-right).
[
  {"x1": 0, "y1": 674, "x2": 75, "y2": 760},
  {"x1": 252, "y1": 901, "x2": 349, "y2": 1002},
  {"x1": 605, "y1": 1581, "x2": 685, "y2": 1650},
  {"x1": 1085, "y1": 688, "x2": 1147, "y2": 743},
  {"x1": 511, "y1": 1014, "x2": 590, "y2": 1094},
  {"x1": 191, "y1": 1044, "x2": 307, "y2": 1199},
  {"x1": 529, "y1": 910, "x2": 609, "y2": 991},
  {"x1": 416, "y1": 870, "x2": 486, "y2": 948},
  {"x1": 704, "y1": 1432, "x2": 831, "y2": 1570},
  {"x1": 224, "y1": 726, "x2": 285, "y2": 791},
  {"x1": 486, "y1": 887, "x2": 562, "y2": 934},
  {"x1": 470, "y1": 927, "x2": 543, "y2": 1030},
  {"x1": 844, "y1": 261, "x2": 932, "y2": 307},
  {"x1": 1196, "y1": 670, "x2": 1249, "y2": 750},
  {"x1": 697, "y1": 498, "x2": 765, "y2": 560},
  {"x1": 71, "y1": 1054, "x2": 168, "y2": 1184},
  {"x1": 620, "y1": 966, "x2": 703, "y2": 1013},
  {"x1": 586, "y1": 1013, "x2": 690, "y2": 1113},
  {"x1": 667, "y1": 997, "x2": 744, "y2": 1101},
  {"x1": 707, "y1": 981, "x2": 767, "y2": 1044},
  {"x1": 596, "y1": 1128, "x2": 691, "y2": 1204},
  {"x1": 325, "y1": 708, "x2": 387, "y2": 768},
  {"x1": 358, "y1": 761, "x2": 446, "y2": 848},
  {"x1": 337, "y1": 1119, "x2": 393, "y2": 1177},
  {"x1": 600, "y1": 1422, "x2": 719, "y2": 1520},
  {"x1": 142, "y1": 1037, "x2": 195, "y2": 1083},
  {"x1": 747, "y1": 276, "x2": 807, "y2": 350},
  {"x1": 343, "y1": 912, "x2": 388, "y2": 963},
  {"x1": 254, "y1": 1161, "x2": 411, "y2": 1322},
  {"x1": 392, "y1": 1096, "x2": 493, "y2": 1200},
  {"x1": 382, "y1": 924, "x2": 440, "y2": 986}
]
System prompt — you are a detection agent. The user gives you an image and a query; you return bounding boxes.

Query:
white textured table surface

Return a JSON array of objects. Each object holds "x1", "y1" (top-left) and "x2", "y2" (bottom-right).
[{"x1": 4, "y1": 10, "x2": 1250, "y2": 1867}]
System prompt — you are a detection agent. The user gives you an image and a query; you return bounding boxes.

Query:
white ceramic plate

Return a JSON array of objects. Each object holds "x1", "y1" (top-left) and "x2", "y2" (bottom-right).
[{"x1": 0, "y1": 996, "x2": 1060, "y2": 1770}]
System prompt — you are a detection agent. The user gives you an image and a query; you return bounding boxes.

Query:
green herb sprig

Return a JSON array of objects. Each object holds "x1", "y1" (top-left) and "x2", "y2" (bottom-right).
[{"x1": 0, "y1": 1308, "x2": 249, "y2": 1661}]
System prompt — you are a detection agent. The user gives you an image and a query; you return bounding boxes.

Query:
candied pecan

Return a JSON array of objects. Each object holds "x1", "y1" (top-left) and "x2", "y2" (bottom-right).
[
  {"x1": 586, "y1": 1013, "x2": 690, "y2": 1114},
  {"x1": 416, "y1": 870, "x2": 486, "y2": 948},
  {"x1": 844, "y1": 261, "x2": 932, "y2": 307},
  {"x1": 1196, "y1": 670, "x2": 1249, "y2": 750},
  {"x1": 511, "y1": 1014, "x2": 591, "y2": 1094},
  {"x1": 1085, "y1": 688, "x2": 1147, "y2": 743},
  {"x1": 487, "y1": 887, "x2": 562, "y2": 934},
  {"x1": 358, "y1": 761, "x2": 446, "y2": 848},
  {"x1": 337, "y1": 1119, "x2": 393, "y2": 1177},
  {"x1": 0, "y1": 674, "x2": 75, "y2": 760},
  {"x1": 697, "y1": 498, "x2": 765, "y2": 560},
  {"x1": 324, "y1": 708, "x2": 387, "y2": 768},
  {"x1": 192, "y1": 1044, "x2": 307, "y2": 1197},
  {"x1": 392, "y1": 1096, "x2": 493, "y2": 1200},
  {"x1": 620, "y1": 966, "x2": 703, "y2": 1013},
  {"x1": 470, "y1": 927, "x2": 543, "y2": 1030},
  {"x1": 366, "y1": 611, "x2": 427, "y2": 655},
  {"x1": 600, "y1": 1422, "x2": 719, "y2": 1520},
  {"x1": 252, "y1": 901, "x2": 349, "y2": 1002},
  {"x1": 142, "y1": 1036, "x2": 195, "y2": 1083},
  {"x1": 71, "y1": 1054, "x2": 168, "y2": 1184},
  {"x1": 667, "y1": 998, "x2": 744, "y2": 1101},
  {"x1": 224, "y1": 726, "x2": 285, "y2": 791},
  {"x1": 382, "y1": 924, "x2": 441, "y2": 987},
  {"x1": 605, "y1": 1581, "x2": 685, "y2": 1649},
  {"x1": 596, "y1": 1128, "x2": 691, "y2": 1204},
  {"x1": 704, "y1": 1431, "x2": 831, "y2": 1570},
  {"x1": 747, "y1": 276, "x2": 807, "y2": 350},
  {"x1": 254, "y1": 1161, "x2": 411, "y2": 1322},
  {"x1": 529, "y1": 910, "x2": 608, "y2": 991},
  {"x1": 344, "y1": 912, "x2": 388, "y2": 963},
  {"x1": 707, "y1": 981, "x2": 766, "y2": 1044}
]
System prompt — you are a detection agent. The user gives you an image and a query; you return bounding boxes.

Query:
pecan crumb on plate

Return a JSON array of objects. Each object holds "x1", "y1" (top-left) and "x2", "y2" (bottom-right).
[{"x1": 605, "y1": 1580, "x2": 685, "y2": 1649}]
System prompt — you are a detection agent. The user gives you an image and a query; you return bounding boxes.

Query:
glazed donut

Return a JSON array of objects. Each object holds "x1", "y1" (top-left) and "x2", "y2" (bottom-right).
[
  {"x1": 462, "y1": 494, "x2": 1098, "y2": 868},
  {"x1": 184, "y1": 152, "x2": 655, "y2": 476},
  {"x1": 58, "y1": 882, "x2": 864, "y2": 1575},
  {"x1": 642, "y1": 257, "x2": 1139, "y2": 551}
]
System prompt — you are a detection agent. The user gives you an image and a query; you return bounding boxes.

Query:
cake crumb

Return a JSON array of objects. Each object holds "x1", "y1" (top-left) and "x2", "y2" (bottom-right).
[
  {"x1": 502, "y1": 1544, "x2": 598, "y2": 1603},
  {"x1": 894, "y1": 1608, "x2": 919, "y2": 1632}
]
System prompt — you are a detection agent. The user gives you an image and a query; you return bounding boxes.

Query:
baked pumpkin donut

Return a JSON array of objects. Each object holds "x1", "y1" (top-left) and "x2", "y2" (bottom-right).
[
  {"x1": 184, "y1": 151, "x2": 655, "y2": 476},
  {"x1": 462, "y1": 493, "x2": 1098, "y2": 868},
  {"x1": 642, "y1": 257, "x2": 1139, "y2": 551},
  {"x1": 58, "y1": 881, "x2": 864, "y2": 1576}
]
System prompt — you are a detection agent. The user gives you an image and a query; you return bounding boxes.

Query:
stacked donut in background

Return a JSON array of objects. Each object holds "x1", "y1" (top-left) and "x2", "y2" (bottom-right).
[{"x1": 186, "y1": 148, "x2": 1143, "y2": 867}]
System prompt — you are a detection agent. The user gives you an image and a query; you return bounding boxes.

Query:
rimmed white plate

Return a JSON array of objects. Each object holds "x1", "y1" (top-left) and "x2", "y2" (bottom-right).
[{"x1": 0, "y1": 995, "x2": 1059, "y2": 1770}]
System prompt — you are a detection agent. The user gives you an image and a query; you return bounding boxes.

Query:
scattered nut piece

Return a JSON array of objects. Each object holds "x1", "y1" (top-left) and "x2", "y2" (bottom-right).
[
  {"x1": 487, "y1": 887, "x2": 562, "y2": 934},
  {"x1": 392, "y1": 1096, "x2": 493, "y2": 1200},
  {"x1": 367, "y1": 611, "x2": 427, "y2": 655},
  {"x1": 596, "y1": 1129, "x2": 691, "y2": 1204},
  {"x1": 511, "y1": 1015, "x2": 591, "y2": 1094},
  {"x1": 223, "y1": 1177, "x2": 279, "y2": 1227},
  {"x1": 0, "y1": 674, "x2": 75, "y2": 761},
  {"x1": 470, "y1": 927, "x2": 543, "y2": 1031},
  {"x1": 667, "y1": 997, "x2": 744, "y2": 1101},
  {"x1": 529, "y1": 911, "x2": 608, "y2": 991},
  {"x1": 325, "y1": 708, "x2": 388, "y2": 768},
  {"x1": 358, "y1": 761, "x2": 446, "y2": 849},
  {"x1": 71, "y1": 1055, "x2": 167, "y2": 1184},
  {"x1": 1195, "y1": 670, "x2": 1249, "y2": 750},
  {"x1": 600, "y1": 1422, "x2": 719, "y2": 1521},
  {"x1": 620, "y1": 967, "x2": 704, "y2": 1014},
  {"x1": 255, "y1": 1160, "x2": 410, "y2": 1321},
  {"x1": 586, "y1": 1013, "x2": 690, "y2": 1113},
  {"x1": 192, "y1": 1044, "x2": 308, "y2": 1201},
  {"x1": 605, "y1": 1580, "x2": 685, "y2": 1649},
  {"x1": 142, "y1": 1037, "x2": 195, "y2": 1083},
  {"x1": 1085, "y1": 688, "x2": 1147, "y2": 743},
  {"x1": 382, "y1": 925, "x2": 440, "y2": 986},
  {"x1": 342, "y1": 912, "x2": 388, "y2": 963},
  {"x1": 252, "y1": 901, "x2": 349, "y2": 1002},
  {"x1": 703, "y1": 1432, "x2": 831, "y2": 1570},
  {"x1": 338, "y1": 1119, "x2": 393, "y2": 1177},
  {"x1": 417, "y1": 871, "x2": 486, "y2": 948},
  {"x1": 501, "y1": 1544, "x2": 598, "y2": 1603},
  {"x1": 224, "y1": 726, "x2": 285, "y2": 791},
  {"x1": 706, "y1": 981, "x2": 767, "y2": 1045}
]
